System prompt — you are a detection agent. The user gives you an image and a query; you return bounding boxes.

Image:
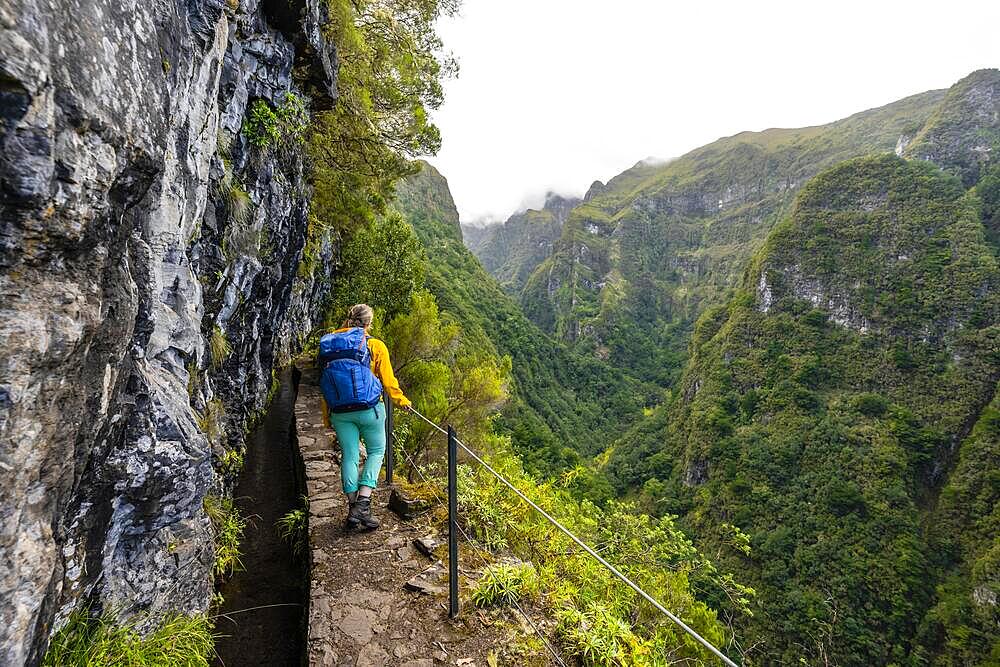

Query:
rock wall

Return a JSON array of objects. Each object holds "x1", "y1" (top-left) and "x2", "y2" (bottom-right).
[{"x1": 0, "y1": 0, "x2": 337, "y2": 663}]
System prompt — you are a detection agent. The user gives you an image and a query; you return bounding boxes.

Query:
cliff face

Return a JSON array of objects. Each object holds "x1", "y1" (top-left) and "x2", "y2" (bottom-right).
[
  {"x1": 0, "y1": 0, "x2": 336, "y2": 662},
  {"x1": 469, "y1": 193, "x2": 580, "y2": 294}
]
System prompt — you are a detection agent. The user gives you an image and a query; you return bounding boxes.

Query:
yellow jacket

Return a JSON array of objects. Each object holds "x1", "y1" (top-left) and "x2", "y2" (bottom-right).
[{"x1": 323, "y1": 328, "x2": 411, "y2": 409}]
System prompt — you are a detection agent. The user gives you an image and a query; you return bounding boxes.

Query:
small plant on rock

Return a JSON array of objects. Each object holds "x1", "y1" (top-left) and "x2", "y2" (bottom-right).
[
  {"x1": 226, "y1": 184, "x2": 253, "y2": 227},
  {"x1": 209, "y1": 326, "x2": 232, "y2": 369},
  {"x1": 242, "y1": 93, "x2": 309, "y2": 150},
  {"x1": 276, "y1": 497, "x2": 309, "y2": 557},
  {"x1": 203, "y1": 495, "x2": 246, "y2": 578},
  {"x1": 219, "y1": 448, "x2": 244, "y2": 475},
  {"x1": 196, "y1": 398, "x2": 226, "y2": 447}
]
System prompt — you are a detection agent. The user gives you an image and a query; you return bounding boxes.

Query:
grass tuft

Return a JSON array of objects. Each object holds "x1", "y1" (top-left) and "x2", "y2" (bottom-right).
[
  {"x1": 227, "y1": 185, "x2": 253, "y2": 228},
  {"x1": 276, "y1": 497, "x2": 309, "y2": 557},
  {"x1": 42, "y1": 608, "x2": 214, "y2": 667},
  {"x1": 203, "y1": 495, "x2": 246, "y2": 578},
  {"x1": 209, "y1": 326, "x2": 232, "y2": 369},
  {"x1": 471, "y1": 561, "x2": 538, "y2": 608},
  {"x1": 196, "y1": 398, "x2": 226, "y2": 447}
]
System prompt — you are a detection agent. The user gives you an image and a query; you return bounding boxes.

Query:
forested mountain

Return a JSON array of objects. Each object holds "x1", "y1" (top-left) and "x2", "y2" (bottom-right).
[
  {"x1": 394, "y1": 163, "x2": 656, "y2": 477},
  {"x1": 467, "y1": 192, "x2": 580, "y2": 293},
  {"x1": 600, "y1": 71, "x2": 1000, "y2": 665},
  {"x1": 508, "y1": 87, "x2": 950, "y2": 386},
  {"x1": 441, "y1": 69, "x2": 1000, "y2": 664}
]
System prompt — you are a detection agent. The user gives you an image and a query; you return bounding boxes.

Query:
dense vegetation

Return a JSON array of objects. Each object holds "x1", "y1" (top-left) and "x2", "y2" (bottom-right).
[
  {"x1": 393, "y1": 163, "x2": 658, "y2": 479},
  {"x1": 326, "y1": 171, "x2": 752, "y2": 664},
  {"x1": 315, "y1": 163, "x2": 751, "y2": 665},
  {"x1": 458, "y1": 70, "x2": 999, "y2": 664},
  {"x1": 607, "y1": 154, "x2": 1000, "y2": 665},
  {"x1": 515, "y1": 88, "x2": 949, "y2": 387}
]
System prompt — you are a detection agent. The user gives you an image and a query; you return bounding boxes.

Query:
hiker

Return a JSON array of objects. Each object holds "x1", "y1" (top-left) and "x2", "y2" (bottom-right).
[{"x1": 318, "y1": 303, "x2": 412, "y2": 530}]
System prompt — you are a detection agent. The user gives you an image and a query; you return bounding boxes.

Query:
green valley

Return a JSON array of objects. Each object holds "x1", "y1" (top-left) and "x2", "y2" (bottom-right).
[{"x1": 436, "y1": 68, "x2": 1000, "y2": 665}]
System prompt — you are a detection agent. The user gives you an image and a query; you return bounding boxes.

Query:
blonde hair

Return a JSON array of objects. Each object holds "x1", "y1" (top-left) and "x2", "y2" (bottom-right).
[{"x1": 343, "y1": 303, "x2": 374, "y2": 329}]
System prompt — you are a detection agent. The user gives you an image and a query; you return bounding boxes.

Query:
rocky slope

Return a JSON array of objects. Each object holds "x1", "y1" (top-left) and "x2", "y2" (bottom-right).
[
  {"x1": 467, "y1": 192, "x2": 580, "y2": 294},
  {"x1": 518, "y1": 85, "x2": 951, "y2": 385},
  {"x1": 459, "y1": 222, "x2": 495, "y2": 255},
  {"x1": 0, "y1": 0, "x2": 337, "y2": 662}
]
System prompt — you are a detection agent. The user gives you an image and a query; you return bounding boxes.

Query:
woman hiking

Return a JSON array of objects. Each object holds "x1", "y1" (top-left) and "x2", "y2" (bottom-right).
[{"x1": 318, "y1": 304, "x2": 411, "y2": 530}]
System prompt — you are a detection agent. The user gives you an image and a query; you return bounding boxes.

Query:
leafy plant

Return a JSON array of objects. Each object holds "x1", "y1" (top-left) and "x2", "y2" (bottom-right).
[
  {"x1": 203, "y1": 495, "x2": 246, "y2": 578},
  {"x1": 42, "y1": 609, "x2": 214, "y2": 667},
  {"x1": 219, "y1": 448, "x2": 244, "y2": 476},
  {"x1": 242, "y1": 93, "x2": 309, "y2": 150},
  {"x1": 556, "y1": 603, "x2": 645, "y2": 667},
  {"x1": 472, "y1": 561, "x2": 538, "y2": 608},
  {"x1": 276, "y1": 498, "x2": 309, "y2": 558}
]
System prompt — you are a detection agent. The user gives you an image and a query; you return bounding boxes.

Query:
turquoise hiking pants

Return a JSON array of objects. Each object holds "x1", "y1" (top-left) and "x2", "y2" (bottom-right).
[{"x1": 329, "y1": 402, "x2": 387, "y2": 494}]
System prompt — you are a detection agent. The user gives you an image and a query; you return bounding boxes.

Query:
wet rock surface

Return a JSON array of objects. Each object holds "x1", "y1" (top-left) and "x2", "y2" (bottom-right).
[
  {"x1": 295, "y1": 370, "x2": 503, "y2": 666},
  {"x1": 0, "y1": 0, "x2": 336, "y2": 662}
]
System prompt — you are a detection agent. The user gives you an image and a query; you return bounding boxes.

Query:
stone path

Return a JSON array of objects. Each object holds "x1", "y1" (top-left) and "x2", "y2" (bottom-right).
[{"x1": 294, "y1": 368, "x2": 507, "y2": 667}]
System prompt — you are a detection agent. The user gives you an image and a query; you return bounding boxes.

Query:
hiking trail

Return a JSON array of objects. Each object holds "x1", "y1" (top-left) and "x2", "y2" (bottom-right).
[{"x1": 294, "y1": 367, "x2": 511, "y2": 666}]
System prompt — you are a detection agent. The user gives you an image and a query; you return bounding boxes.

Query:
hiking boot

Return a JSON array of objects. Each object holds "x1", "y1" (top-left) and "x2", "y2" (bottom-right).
[{"x1": 347, "y1": 496, "x2": 380, "y2": 530}]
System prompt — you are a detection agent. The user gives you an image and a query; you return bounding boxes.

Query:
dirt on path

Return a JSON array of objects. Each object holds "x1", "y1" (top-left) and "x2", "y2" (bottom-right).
[{"x1": 294, "y1": 369, "x2": 510, "y2": 667}]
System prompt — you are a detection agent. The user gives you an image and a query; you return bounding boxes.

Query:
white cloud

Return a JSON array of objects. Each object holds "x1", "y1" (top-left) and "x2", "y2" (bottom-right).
[{"x1": 429, "y1": 0, "x2": 1000, "y2": 222}]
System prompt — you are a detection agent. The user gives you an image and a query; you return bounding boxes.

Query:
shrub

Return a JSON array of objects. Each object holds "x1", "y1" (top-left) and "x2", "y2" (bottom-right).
[
  {"x1": 42, "y1": 609, "x2": 214, "y2": 667},
  {"x1": 853, "y1": 392, "x2": 889, "y2": 417},
  {"x1": 242, "y1": 93, "x2": 309, "y2": 150},
  {"x1": 472, "y1": 561, "x2": 538, "y2": 608},
  {"x1": 556, "y1": 603, "x2": 646, "y2": 667},
  {"x1": 203, "y1": 495, "x2": 246, "y2": 577}
]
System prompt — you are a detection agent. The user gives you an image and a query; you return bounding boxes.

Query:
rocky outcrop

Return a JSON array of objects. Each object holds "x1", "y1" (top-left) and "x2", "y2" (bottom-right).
[
  {"x1": 906, "y1": 69, "x2": 1000, "y2": 186},
  {"x1": 0, "y1": 0, "x2": 337, "y2": 662}
]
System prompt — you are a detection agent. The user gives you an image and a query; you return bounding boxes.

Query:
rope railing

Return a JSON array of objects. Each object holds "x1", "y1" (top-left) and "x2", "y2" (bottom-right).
[
  {"x1": 394, "y1": 422, "x2": 567, "y2": 666},
  {"x1": 404, "y1": 406, "x2": 739, "y2": 667}
]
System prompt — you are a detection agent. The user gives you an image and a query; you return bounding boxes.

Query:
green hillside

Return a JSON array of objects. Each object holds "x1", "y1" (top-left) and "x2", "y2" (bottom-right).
[
  {"x1": 394, "y1": 163, "x2": 656, "y2": 476},
  {"x1": 520, "y1": 86, "x2": 949, "y2": 386},
  {"x1": 607, "y1": 154, "x2": 1000, "y2": 664},
  {"x1": 469, "y1": 193, "x2": 579, "y2": 293}
]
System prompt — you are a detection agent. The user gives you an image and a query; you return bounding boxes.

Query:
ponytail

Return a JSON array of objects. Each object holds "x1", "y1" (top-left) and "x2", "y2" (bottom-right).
[{"x1": 343, "y1": 303, "x2": 374, "y2": 329}]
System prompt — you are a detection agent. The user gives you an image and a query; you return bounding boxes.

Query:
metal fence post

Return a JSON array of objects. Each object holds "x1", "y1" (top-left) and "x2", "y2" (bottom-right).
[
  {"x1": 447, "y1": 425, "x2": 460, "y2": 619},
  {"x1": 384, "y1": 396, "x2": 394, "y2": 485}
]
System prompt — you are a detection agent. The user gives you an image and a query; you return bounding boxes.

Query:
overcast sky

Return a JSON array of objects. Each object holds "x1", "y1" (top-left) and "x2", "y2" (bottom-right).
[{"x1": 429, "y1": 0, "x2": 1000, "y2": 224}]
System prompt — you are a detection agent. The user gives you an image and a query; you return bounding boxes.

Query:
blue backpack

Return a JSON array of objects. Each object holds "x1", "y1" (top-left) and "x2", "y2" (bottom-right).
[{"x1": 318, "y1": 328, "x2": 383, "y2": 413}]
